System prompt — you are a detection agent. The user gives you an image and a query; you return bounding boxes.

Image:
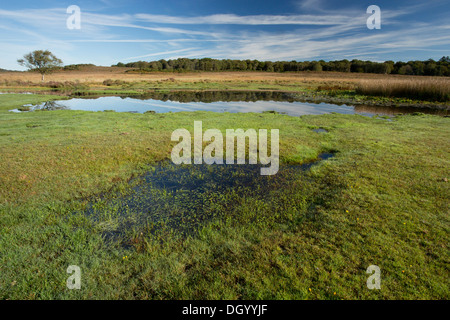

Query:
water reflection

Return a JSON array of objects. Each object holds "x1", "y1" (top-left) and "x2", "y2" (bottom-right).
[
  {"x1": 59, "y1": 98, "x2": 361, "y2": 116},
  {"x1": 12, "y1": 101, "x2": 69, "y2": 112},
  {"x1": 36, "y1": 101, "x2": 69, "y2": 111},
  {"x1": 11, "y1": 91, "x2": 448, "y2": 117},
  {"x1": 127, "y1": 91, "x2": 297, "y2": 103}
]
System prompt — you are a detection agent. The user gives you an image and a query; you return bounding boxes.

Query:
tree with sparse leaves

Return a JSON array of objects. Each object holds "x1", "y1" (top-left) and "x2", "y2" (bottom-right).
[{"x1": 18, "y1": 50, "x2": 63, "y2": 81}]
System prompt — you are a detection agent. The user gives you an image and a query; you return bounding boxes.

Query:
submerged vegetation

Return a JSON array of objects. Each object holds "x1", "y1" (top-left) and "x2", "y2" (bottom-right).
[
  {"x1": 0, "y1": 94, "x2": 448, "y2": 300},
  {"x1": 85, "y1": 162, "x2": 322, "y2": 245}
]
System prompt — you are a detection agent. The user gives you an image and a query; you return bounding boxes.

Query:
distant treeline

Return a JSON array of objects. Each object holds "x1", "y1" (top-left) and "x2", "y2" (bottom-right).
[
  {"x1": 62, "y1": 64, "x2": 96, "y2": 71},
  {"x1": 112, "y1": 56, "x2": 450, "y2": 76}
]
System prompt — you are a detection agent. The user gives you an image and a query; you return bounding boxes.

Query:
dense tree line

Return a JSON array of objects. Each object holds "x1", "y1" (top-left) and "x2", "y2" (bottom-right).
[
  {"x1": 113, "y1": 56, "x2": 450, "y2": 76},
  {"x1": 127, "y1": 91, "x2": 296, "y2": 103},
  {"x1": 63, "y1": 63, "x2": 95, "y2": 71}
]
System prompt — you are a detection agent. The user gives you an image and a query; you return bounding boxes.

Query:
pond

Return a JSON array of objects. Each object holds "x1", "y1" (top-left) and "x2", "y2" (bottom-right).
[{"x1": 10, "y1": 91, "x2": 447, "y2": 116}]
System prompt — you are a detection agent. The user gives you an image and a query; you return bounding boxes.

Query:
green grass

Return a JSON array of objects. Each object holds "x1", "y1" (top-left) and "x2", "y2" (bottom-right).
[{"x1": 0, "y1": 94, "x2": 448, "y2": 300}]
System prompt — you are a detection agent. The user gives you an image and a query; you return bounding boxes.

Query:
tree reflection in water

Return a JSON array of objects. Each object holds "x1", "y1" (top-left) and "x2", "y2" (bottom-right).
[{"x1": 35, "y1": 101, "x2": 69, "y2": 111}]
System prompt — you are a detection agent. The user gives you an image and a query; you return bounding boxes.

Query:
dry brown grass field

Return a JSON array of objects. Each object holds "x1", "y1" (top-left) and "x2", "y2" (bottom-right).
[
  {"x1": 356, "y1": 78, "x2": 450, "y2": 102},
  {"x1": 1, "y1": 66, "x2": 448, "y2": 85}
]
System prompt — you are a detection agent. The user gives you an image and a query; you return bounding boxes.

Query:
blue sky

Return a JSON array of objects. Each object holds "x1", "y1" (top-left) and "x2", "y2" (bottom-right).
[{"x1": 1, "y1": 0, "x2": 449, "y2": 70}]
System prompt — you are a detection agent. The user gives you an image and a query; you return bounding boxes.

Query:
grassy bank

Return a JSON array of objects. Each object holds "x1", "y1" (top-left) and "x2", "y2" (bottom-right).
[{"x1": 0, "y1": 94, "x2": 448, "y2": 299}]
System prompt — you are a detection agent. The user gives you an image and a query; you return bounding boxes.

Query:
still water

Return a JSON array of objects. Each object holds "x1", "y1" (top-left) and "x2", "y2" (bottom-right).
[
  {"x1": 11, "y1": 91, "x2": 447, "y2": 116},
  {"x1": 86, "y1": 155, "x2": 333, "y2": 242}
]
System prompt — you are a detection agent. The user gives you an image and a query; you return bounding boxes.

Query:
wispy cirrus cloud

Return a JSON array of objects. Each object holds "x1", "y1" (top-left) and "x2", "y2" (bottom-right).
[
  {"x1": 134, "y1": 13, "x2": 351, "y2": 26},
  {"x1": 297, "y1": 0, "x2": 326, "y2": 12},
  {"x1": 122, "y1": 48, "x2": 200, "y2": 61}
]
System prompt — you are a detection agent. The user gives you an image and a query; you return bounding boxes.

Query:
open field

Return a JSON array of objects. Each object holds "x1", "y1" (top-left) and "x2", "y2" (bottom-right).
[
  {"x1": 3, "y1": 67, "x2": 444, "y2": 83},
  {"x1": 0, "y1": 94, "x2": 448, "y2": 299}
]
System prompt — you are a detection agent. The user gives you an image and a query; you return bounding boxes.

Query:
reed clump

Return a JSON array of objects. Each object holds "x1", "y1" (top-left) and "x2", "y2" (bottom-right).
[{"x1": 356, "y1": 78, "x2": 449, "y2": 102}]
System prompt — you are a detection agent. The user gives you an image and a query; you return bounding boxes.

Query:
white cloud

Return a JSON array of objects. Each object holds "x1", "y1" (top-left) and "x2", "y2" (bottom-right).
[
  {"x1": 134, "y1": 13, "x2": 350, "y2": 25},
  {"x1": 298, "y1": 0, "x2": 325, "y2": 11},
  {"x1": 121, "y1": 48, "x2": 199, "y2": 61}
]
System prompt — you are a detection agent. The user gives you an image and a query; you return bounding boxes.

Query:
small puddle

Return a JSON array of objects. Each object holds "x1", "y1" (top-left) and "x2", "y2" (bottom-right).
[
  {"x1": 84, "y1": 154, "x2": 334, "y2": 244},
  {"x1": 313, "y1": 128, "x2": 328, "y2": 133}
]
